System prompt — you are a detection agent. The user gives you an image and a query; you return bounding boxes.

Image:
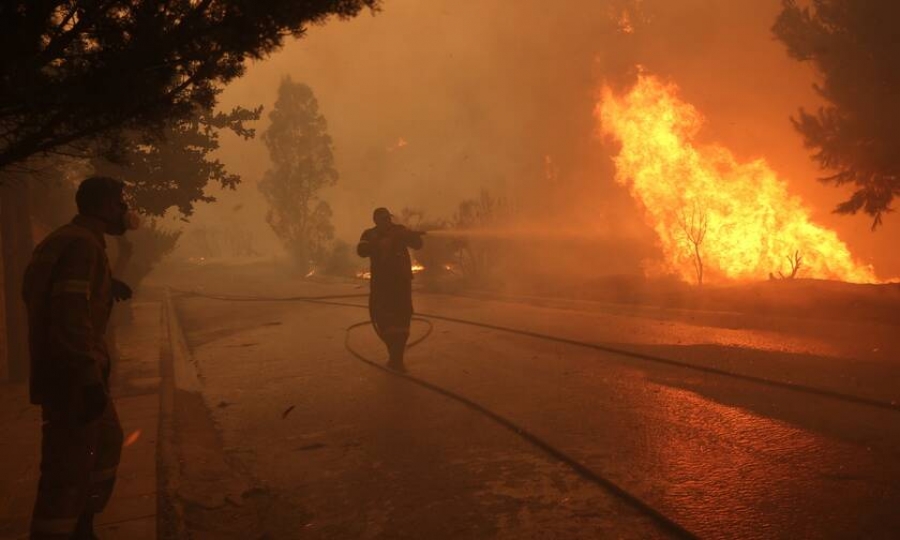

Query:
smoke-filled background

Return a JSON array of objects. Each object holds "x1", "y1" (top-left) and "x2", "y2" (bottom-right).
[{"x1": 173, "y1": 0, "x2": 899, "y2": 282}]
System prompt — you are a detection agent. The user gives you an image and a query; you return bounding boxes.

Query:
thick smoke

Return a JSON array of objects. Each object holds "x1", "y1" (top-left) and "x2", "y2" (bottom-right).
[{"x1": 181, "y1": 0, "x2": 897, "y2": 280}]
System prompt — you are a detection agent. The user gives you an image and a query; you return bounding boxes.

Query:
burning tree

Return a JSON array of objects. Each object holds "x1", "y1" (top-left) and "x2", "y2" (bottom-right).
[
  {"x1": 677, "y1": 203, "x2": 709, "y2": 286},
  {"x1": 599, "y1": 74, "x2": 875, "y2": 284},
  {"x1": 259, "y1": 78, "x2": 337, "y2": 273},
  {"x1": 774, "y1": 0, "x2": 900, "y2": 228}
]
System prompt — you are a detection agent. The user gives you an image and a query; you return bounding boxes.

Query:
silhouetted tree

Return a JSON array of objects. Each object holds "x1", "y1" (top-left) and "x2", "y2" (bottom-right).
[
  {"x1": 0, "y1": 0, "x2": 379, "y2": 177},
  {"x1": 397, "y1": 207, "x2": 427, "y2": 231},
  {"x1": 323, "y1": 240, "x2": 358, "y2": 278},
  {"x1": 453, "y1": 190, "x2": 508, "y2": 281},
  {"x1": 773, "y1": 0, "x2": 900, "y2": 228},
  {"x1": 92, "y1": 105, "x2": 262, "y2": 218},
  {"x1": 87, "y1": 103, "x2": 261, "y2": 295},
  {"x1": 259, "y1": 78, "x2": 337, "y2": 272},
  {"x1": 677, "y1": 204, "x2": 708, "y2": 286},
  {"x1": 779, "y1": 250, "x2": 803, "y2": 279}
]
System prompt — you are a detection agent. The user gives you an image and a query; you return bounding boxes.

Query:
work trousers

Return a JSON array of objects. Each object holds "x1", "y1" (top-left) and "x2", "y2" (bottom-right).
[
  {"x1": 30, "y1": 399, "x2": 123, "y2": 539},
  {"x1": 370, "y1": 278, "x2": 413, "y2": 362}
]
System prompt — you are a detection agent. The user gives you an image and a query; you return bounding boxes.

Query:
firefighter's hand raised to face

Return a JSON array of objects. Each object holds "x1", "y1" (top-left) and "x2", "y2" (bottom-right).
[{"x1": 112, "y1": 278, "x2": 132, "y2": 302}]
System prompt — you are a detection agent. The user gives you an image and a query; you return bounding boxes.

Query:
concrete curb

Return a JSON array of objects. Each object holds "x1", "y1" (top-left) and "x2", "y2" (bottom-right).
[
  {"x1": 163, "y1": 289, "x2": 201, "y2": 392},
  {"x1": 157, "y1": 289, "x2": 193, "y2": 539},
  {"x1": 158, "y1": 289, "x2": 264, "y2": 538}
]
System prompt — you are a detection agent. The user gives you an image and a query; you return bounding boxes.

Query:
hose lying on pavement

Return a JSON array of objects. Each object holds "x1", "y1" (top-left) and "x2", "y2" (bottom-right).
[
  {"x1": 171, "y1": 289, "x2": 370, "y2": 302},
  {"x1": 170, "y1": 287, "x2": 697, "y2": 539},
  {"x1": 171, "y1": 287, "x2": 900, "y2": 414},
  {"x1": 343, "y1": 318, "x2": 697, "y2": 539}
]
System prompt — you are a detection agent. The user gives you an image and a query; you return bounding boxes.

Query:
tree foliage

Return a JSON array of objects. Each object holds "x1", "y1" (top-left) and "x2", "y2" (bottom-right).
[
  {"x1": 773, "y1": 0, "x2": 900, "y2": 227},
  {"x1": 0, "y1": 0, "x2": 378, "y2": 177},
  {"x1": 92, "y1": 104, "x2": 261, "y2": 218},
  {"x1": 259, "y1": 78, "x2": 337, "y2": 271}
]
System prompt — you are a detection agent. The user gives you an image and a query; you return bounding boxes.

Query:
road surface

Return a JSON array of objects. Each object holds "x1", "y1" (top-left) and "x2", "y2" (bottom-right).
[{"x1": 159, "y1": 263, "x2": 900, "y2": 539}]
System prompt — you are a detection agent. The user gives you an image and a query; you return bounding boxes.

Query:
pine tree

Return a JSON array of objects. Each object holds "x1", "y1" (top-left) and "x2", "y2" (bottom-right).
[{"x1": 774, "y1": 0, "x2": 900, "y2": 227}]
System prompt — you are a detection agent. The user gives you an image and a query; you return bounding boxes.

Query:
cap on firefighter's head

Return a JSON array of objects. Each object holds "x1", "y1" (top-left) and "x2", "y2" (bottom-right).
[{"x1": 373, "y1": 207, "x2": 393, "y2": 225}]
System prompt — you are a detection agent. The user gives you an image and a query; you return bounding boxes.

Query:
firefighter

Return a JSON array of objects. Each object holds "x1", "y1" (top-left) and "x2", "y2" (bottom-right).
[
  {"x1": 357, "y1": 207, "x2": 424, "y2": 372},
  {"x1": 22, "y1": 176, "x2": 138, "y2": 539}
]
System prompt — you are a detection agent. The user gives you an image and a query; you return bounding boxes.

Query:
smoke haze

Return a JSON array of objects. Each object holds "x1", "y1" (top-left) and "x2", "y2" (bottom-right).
[{"x1": 176, "y1": 0, "x2": 899, "y2": 280}]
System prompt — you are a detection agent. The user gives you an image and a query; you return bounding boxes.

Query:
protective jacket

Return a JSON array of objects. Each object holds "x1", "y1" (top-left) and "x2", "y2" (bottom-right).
[
  {"x1": 22, "y1": 215, "x2": 113, "y2": 404},
  {"x1": 356, "y1": 224, "x2": 423, "y2": 283},
  {"x1": 357, "y1": 223, "x2": 423, "y2": 366}
]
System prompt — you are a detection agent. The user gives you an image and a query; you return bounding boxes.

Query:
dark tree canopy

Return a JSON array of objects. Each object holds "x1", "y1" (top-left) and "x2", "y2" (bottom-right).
[
  {"x1": 773, "y1": 0, "x2": 900, "y2": 228},
  {"x1": 0, "y1": 0, "x2": 378, "y2": 176},
  {"x1": 92, "y1": 105, "x2": 262, "y2": 218}
]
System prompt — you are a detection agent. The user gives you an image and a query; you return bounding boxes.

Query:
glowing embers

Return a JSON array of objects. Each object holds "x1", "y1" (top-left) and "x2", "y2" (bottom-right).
[
  {"x1": 355, "y1": 262, "x2": 424, "y2": 281},
  {"x1": 123, "y1": 429, "x2": 142, "y2": 448},
  {"x1": 597, "y1": 74, "x2": 876, "y2": 284}
]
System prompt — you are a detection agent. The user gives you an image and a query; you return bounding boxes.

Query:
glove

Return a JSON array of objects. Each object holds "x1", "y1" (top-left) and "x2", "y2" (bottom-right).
[
  {"x1": 112, "y1": 279, "x2": 133, "y2": 302},
  {"x1": 81, "y1": 384, "x2": 108, "y2": 423}
]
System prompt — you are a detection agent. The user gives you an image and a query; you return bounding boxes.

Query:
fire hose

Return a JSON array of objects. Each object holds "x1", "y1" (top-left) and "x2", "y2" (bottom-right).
[
  {"x1": 171, "y1": 288, "x2": 900, "y2": 414},
  {"x1": 169, "y1": 287, "x2": 697, "y2": 538}
]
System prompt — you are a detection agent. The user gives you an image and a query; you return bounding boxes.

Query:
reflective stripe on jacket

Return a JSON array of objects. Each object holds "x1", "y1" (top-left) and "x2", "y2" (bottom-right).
[{"x1": 22, "y1": 215, "x2": 113, "y2": 404}]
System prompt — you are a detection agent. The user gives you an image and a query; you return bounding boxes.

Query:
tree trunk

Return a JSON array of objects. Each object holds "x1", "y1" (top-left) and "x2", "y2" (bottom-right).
[
  {"x1": 693, "y1": 244, "x2": 703, "y2": 286},
  {"x1": 1, "y1": 180, "x2": 34, "y2": 382}
]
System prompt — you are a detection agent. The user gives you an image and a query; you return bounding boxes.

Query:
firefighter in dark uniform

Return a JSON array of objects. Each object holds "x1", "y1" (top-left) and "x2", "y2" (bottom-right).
[
  {"x1": 357, "y1": 207, "x2": 424, "y2": 372},
  {"x1": 22, "y1": 176, "x2": 138, "y2": 539}
]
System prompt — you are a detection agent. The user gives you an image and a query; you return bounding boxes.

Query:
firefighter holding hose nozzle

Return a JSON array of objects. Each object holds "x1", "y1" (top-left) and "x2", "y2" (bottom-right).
[{"x1": 357, "y1": 207, "x2": 425, "y2": 372}]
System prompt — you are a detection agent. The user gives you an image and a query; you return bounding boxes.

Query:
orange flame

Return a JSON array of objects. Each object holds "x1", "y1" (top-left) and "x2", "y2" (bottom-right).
[
  {"x1": 356, "y1": 263, "x2": 422, "y2": 281},
  {"x1": 387, "y1": 137, "x2": 408, "y2": 152},
  {"x1": 597, "y1": 74, "x2": 877, "y2": 284},
  {"x1": 616, "y1": 9, "x2": 635, "y2": 34}
]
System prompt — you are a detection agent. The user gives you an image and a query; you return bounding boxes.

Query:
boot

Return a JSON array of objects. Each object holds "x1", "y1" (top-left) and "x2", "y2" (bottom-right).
[{"x1": 386, "y1": 339, "x2": 407, "y2": 373}]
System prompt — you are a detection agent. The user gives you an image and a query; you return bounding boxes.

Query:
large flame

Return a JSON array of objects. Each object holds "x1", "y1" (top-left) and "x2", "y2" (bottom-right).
[{"x1": 598, "y1": 74, "x2": 876, "y2": 284}]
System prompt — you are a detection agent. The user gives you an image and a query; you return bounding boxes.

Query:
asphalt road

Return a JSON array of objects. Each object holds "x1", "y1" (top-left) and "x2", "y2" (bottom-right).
[{"x1": 165, "y1": 265, "x2": 900, "y2": 539}]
